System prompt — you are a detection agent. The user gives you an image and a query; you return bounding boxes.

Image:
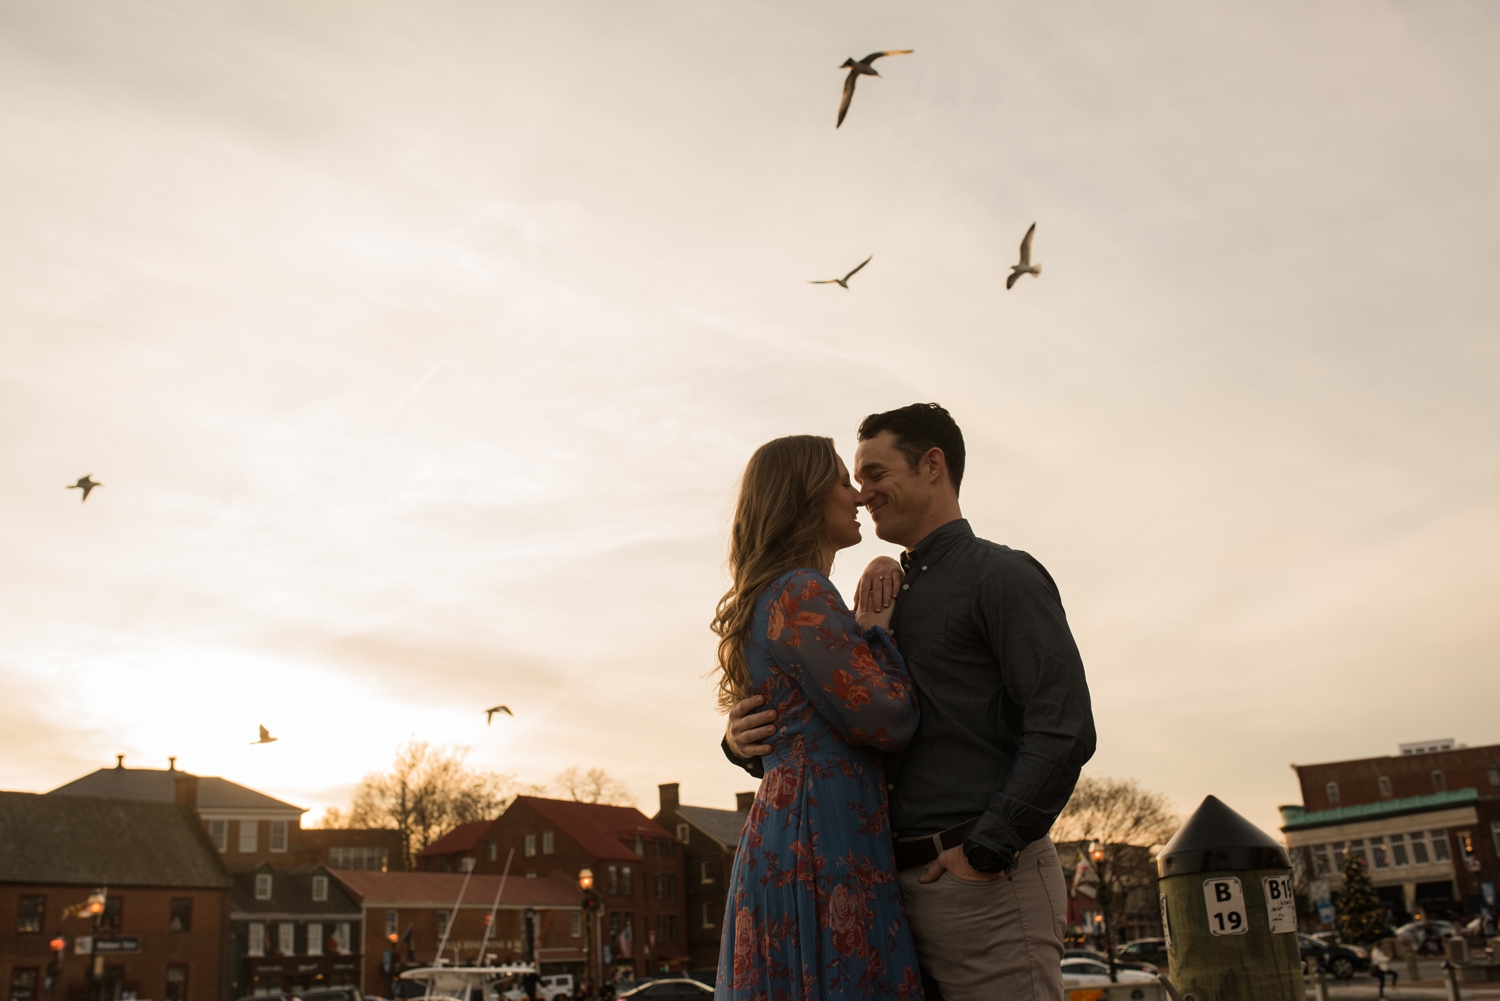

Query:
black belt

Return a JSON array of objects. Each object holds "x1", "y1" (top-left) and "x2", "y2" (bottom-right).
[{"x1": 893, "y1": 818, "x2": 978, "y2": 872}]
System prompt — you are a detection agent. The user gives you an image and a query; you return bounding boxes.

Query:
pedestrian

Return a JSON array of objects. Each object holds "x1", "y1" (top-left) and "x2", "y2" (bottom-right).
[{"x1": 1370, "y1": 943, "x2": 1397, "y2": 995}]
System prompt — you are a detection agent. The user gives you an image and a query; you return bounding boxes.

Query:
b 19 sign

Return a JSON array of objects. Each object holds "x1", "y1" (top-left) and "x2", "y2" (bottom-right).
[
  {"x1": 1203, "y1": 877, "x2": 1248, "y2": 936},
  {"x1": 1263, "y1": 874, "x2": 1297, "y2": 933}
]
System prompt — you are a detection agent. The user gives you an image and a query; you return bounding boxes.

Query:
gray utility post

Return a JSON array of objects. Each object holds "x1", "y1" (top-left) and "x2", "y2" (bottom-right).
[{"x1": 1157, "y1": 796, "x2": 1302, "y2": 1001}]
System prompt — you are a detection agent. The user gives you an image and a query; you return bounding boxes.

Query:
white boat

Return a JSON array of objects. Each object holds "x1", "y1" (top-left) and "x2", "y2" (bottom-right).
[{"x1": 397, "y1": 964, "x2": 536, "y2": 1001}]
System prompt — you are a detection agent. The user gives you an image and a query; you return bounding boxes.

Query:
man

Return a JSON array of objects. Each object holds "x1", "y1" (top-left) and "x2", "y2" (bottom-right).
[{"x1": 723, "y1": 403, "x2": 1096, "y2": 1000}]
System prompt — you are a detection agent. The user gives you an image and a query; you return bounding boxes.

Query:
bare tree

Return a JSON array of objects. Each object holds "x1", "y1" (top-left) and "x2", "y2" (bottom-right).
[
  {"x1": 311, "y1": 807, "x2": 347, "y2": 829},
  {"x1": 551, "y1": 766, "x2": 636, "y2": 806},
  {"x1": 347, "y1": 739, "x2": 517, "y2": 869},
  {"x1": 1052, "y1": 775, "x2": 1179, "y2": 953}
]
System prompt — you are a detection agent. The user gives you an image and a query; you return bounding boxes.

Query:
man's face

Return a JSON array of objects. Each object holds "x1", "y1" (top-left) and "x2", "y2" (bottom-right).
[{"x1": 854, "y1": 431, "x2": 931, "y2": 548}]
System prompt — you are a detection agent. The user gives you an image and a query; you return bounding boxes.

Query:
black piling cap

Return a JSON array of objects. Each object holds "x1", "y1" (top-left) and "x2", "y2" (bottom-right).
[{"x1": 1157, "y1": 795, "x2": 1290, "y2": 877}]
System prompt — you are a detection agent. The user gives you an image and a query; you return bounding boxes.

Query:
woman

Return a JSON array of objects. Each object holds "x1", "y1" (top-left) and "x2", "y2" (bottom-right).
[{"x1": 710, "y1": 435, "x2": 923, "y2": 1001}]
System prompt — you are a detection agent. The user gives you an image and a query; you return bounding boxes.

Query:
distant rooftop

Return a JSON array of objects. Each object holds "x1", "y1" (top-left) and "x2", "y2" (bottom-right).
[
  {"x1": 1280, "y1": 787, "x2": 1479, "y2": 832},
  {"x1": 675, "y1": 804, "x2": 749, "y2": 849},
  {"x1": 1399, "y1": 738, "x2": 1463, "y2": 755},
  {"x1": 0, "y1": 791, "x2": 230, "y2": 888},
  {"x1": 48, "y1": 761, "x2": 305, "y2": 815},
  {"x1": 417, "y1": 819, "x2": 492, "y2": 857}
]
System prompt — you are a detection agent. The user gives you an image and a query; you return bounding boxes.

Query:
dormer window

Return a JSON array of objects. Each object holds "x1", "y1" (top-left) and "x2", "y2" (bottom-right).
[
  {"x1": 254, "y1": 873, "x2": 272, "y2": 900},
  {"x1": 1432, "y1": 770, "x2": 1446, "y2": 792},
  {"x1": 312, "y1": 876, "x2": 328, "y2": 902},
  {"x1": 1326, "y1": 782, "x2": 1340, "y2": 806},
  {"x1": 1378, "y1": 776, "x2": 1392, "y2": 799}
]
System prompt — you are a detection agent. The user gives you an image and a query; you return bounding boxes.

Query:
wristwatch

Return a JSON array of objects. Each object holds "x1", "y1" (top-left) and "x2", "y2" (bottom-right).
[{"x1": 962, "y1": 840, "x2": 1015, "y2": 875}]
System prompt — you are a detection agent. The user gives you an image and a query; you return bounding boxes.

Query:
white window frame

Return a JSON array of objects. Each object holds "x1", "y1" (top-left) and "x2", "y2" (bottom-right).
[
  {"x1": 622, "y1": 866, "x2": 632, "y2": 895},
  {"x1": 335, "y1": 923, "x2": 351, "y2": 955},
  {"x1": 571, "y1": 913, "x2": 582, "y2": 938},
  {"x1": 312, "y1": 875, "x2": 328, "y2": 902},
  {"x1": 437, "y1": 911, "x2": 449, "y2": 938},
  {"x1": 1377, "y1": 776, "x2": 1392, "y2": 799},
  {"x1": 239, "y1": 820, "x2": 259, "y2": 853},
  {"x1": 278, "y1": 922, "x2": 295, "y2": 956},
  {"x1": 270, "y1": 820, "x2": 288, "y2": 853},
  {"x1": 1325, "y1": 782, "x2": 1340, "y2": 805},
  {"x1": 255, "y1": 873, "x2": 273, "y2": 900},
  {"x1": 247, "y1": 922, "x2": 265, "y2": 957},
  {"x1": 1409, "y1": 831, "x2": 1430, "y2": 865},
  {"x1": 1390, "y1": 833, "x2": 1409, "y2": 867},
  {"x1": 700, "y1": 860, "x2": 713, "y2": 885},
  {"x1": 1432, "y1": 770, "x2": 1446, "y2": 792},
  {"x1": 1312, "y1": 844, "x2": 1330, "y2": 876},
  {"x1": 701, "y1": 901, "x2": 714, "y2": 929},
  {"x1": 676, "y1": 824, "x2": 689, "y2": 844},
  {"x1": 485, "y1": 841, "x2": 497, "y2": 863},
  {"x1": 385, "y1": 911, "x2": 398, "y2": 938},
  {"x1": 1489, "y1": 767, "x2": 1500, "y2": 788},
  {"x1": 306, "y1": 922, "x2": 323, "y2": 956},
  {"x1": 1491, "y1": 822, "x2": 1500, "y2": 857},
  {"x1": 542, "y1": 832, "x2": 554, "y2": 855},
  {"x1": 524, "y1": 834, "x2": 536, "y2": 858},
  {"x1": 1432, "y1": 830, "x2": 1451, "y2": 862},
  {"x1": 210, "y1": 820, "x2": 228, "y2": 852}
]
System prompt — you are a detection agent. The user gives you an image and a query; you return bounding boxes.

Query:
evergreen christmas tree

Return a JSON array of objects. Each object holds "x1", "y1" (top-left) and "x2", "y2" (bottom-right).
[{"x1": 1333, "y1": 852, "x2": 1388, "y2": 944}]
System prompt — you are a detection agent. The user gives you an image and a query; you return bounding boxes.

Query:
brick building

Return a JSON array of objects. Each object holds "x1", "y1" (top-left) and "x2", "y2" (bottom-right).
[
  {"x1": 650, "y1": 784, "x2": 751, "y2": 976},
  {"x1": 330, "y1": 870, "x2": 581, "y2": 996},
  {"x1": 0, "y1": 791, "x2": 231, "y2": 1001},
  {"x1": 227, "y1": 865, "x2": 362, "y2": 999},
  {"x1": 48, "y1": 758, "x2": 402, "y2": 873},
  {"x1": 414, "y1": 796, "x2": 687, "y2": 981},
  {"x1": 1281, "y1": 738, "x2": 1500, "y2": 924}
]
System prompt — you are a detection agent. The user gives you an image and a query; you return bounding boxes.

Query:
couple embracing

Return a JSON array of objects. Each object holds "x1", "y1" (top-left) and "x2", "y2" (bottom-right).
[{"x1": 709, "y1": 404, "x2": 1097, "y2": 1001}]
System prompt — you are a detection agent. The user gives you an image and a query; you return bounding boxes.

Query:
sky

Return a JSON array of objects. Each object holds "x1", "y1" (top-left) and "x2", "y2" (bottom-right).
[{"x1": 2, "y1": 0, "x2": 1498, "y2": 841}]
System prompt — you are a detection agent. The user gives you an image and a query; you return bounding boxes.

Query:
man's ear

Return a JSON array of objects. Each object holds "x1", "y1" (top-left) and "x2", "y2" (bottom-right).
[{"x1": 922, "y1": 447, "x2": 947, "y2": 485}]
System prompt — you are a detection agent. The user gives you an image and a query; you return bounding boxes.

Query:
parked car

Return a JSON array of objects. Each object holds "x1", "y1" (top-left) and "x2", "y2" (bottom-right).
[
  {"x1": 299, "y1": 990, "x2": 362, "y2": 1001},
  {"x1": 1059, "y1": 960, "x2": 1158, "y2": 987},
  {"x1": 500, "y1": 976, "x2": 572, "y2": 1001},
  {"x1": 1115, "y1": 937, "x2": 1169, "y2": 971},
  {"x1": 1296, "y1": 933, "x2": 1370, "y2": 980},
  {"x1": 615, "y1": 980, "x2": 713, "y2": 998}
]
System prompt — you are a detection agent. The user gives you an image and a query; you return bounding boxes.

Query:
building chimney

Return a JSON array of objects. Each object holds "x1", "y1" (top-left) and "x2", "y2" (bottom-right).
[
  {"x1": 736, "y1": 792, "x2": 755, "y2": 812},
  {"x1": 658, "y1": 783, "x2": 680, "y2": 815},
  {"x1": 168, "y1": 756, "x2": 177, "y2": 771},
  {"x1": 174, "y1": 773, "x2": 199, "y2": 813},
  {"x1": 115, "y1": 754, "x2": 125, "y2": 769}
]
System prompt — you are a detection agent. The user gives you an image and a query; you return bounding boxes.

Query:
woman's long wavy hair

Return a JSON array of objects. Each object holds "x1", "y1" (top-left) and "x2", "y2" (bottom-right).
[{"x1": 710, "y1": 434, "x2": 841, "y2": 711}]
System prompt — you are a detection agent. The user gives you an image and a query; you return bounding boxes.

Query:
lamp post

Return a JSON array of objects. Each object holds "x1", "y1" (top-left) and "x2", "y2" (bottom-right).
[
  {"x1": 85, "y1": 888, "x2": 107, "y2": 1001},
  {"x1": 1087, "y1": 843, "x2": 1117, "y2": 983},
  {"x1": 578, "y1": 869, "x2": 600, "y2": 999}
]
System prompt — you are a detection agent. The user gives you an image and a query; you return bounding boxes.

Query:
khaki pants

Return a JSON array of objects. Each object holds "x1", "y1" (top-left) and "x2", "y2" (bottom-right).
[{"x1": 898, "y1": 836, "x2": 1068, "y2": 1001}]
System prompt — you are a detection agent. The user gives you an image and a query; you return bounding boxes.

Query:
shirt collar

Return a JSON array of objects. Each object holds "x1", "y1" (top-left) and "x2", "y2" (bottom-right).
[{"x1": 900, "y1": 518, "x2": 973, "y2": 572}]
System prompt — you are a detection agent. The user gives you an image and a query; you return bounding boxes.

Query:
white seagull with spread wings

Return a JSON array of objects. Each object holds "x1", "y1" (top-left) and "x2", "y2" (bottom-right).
[
  {"x1": 808, "y1": 255, "x2": 873, "y2": 290},
  {"x1": 836, "y1": 50, "x2": 913, "y2": 128},
  {"x1": 1007, "y1": 223, "x2": 1042, "y2": 289}
]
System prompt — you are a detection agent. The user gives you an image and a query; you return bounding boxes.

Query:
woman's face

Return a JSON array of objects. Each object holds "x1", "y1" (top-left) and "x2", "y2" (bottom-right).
[{"x1": 821, "y1": 456, "x2": 864, "y2": 553}]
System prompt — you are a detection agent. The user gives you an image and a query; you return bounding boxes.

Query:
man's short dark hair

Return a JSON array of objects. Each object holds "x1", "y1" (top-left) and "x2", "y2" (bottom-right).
[{"x1": 857, "y1": 403, "x2": 965, "y2": 496}]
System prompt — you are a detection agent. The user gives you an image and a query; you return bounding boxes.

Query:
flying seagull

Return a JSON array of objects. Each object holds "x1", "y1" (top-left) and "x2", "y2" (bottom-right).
[
  {"x1": 1007, "y1": 223, "x2": 1042, "y2": 289},
  {"x1": 251, "y1": 725, "x2": 278, "y2": 745},
  {"x1": 837, "y1": 50, "x2": 913, "y2": 128},
  {"x1": 67, "y1": 475, "x2": 102, "y2": 503},
  {"x1": 808, "y1": 255, "x2": 873, "y2": 290},
  {"x1": 485, "y1": 705, "x2": 513, "y2": 725}
]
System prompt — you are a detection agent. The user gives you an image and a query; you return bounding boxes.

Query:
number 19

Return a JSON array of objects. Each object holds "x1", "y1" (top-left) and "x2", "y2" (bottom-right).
[{"x1": 1213, "y1": 911, "x2": 1243, "y2": 931}]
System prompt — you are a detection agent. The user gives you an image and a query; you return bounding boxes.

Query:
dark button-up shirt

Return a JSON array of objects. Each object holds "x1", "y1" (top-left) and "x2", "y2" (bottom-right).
[
  {"x1": 887, "y1": 519, "x2": 1094, "y2": 855},
  {"x1": 722, "y1": 518, "x2": 1094, "y2": 857}
]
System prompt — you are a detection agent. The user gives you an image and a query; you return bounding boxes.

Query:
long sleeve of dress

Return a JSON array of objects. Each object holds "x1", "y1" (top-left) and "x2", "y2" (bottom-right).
[{"x1": 764, "y1": 569, "x2": 919, "y2": 752}]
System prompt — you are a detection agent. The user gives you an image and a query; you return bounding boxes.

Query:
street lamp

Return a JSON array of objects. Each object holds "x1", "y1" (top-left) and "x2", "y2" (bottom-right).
[
  {"x1": 578, "y1": 869, "x2": 601, "y2": 997},
  {"x1": 1087, "y1": 843, "x2": 1116, "y2": 983}
]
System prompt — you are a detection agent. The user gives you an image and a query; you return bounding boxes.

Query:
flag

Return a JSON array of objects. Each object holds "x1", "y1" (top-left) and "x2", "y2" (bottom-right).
[{"x1": 1071, "y1": 849, "x2": 1099, "y2": 899}]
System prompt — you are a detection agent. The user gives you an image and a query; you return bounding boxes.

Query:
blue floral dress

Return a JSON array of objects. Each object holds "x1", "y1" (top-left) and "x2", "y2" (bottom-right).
[{"x1": 716, "y1": 569, "x2": 924, "y2": 1001}]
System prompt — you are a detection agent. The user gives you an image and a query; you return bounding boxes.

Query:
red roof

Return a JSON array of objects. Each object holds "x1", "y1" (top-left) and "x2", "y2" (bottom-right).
[
  {"x1": 516, "y1": 796, "x2": 676, "y2": 862},
  {"x1": 416, "y1": 819, "x2": 493, "y2": 857},
  {"x1": 332, "y1": 869, "x2": 579, "y2": 908}
]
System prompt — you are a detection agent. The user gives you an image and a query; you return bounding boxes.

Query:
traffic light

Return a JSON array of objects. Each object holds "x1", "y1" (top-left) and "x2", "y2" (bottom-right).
[{"x1": 581, "y1": 888, "x2": 600, "y2": 913}]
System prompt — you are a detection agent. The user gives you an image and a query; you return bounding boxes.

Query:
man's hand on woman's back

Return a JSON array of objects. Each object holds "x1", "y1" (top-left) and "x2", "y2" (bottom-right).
[{"x1": 726, "y1": 693, "x2": 777, "y2": 757}]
